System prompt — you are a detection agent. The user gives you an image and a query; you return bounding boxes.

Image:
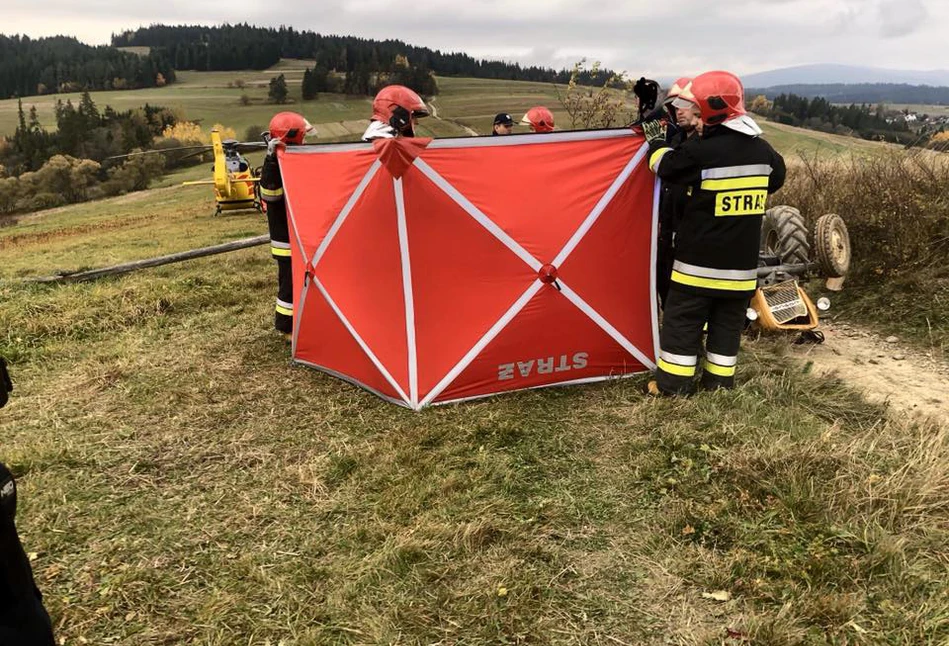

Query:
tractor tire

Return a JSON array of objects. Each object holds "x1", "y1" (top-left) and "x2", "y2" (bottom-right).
[
  {"x1": 761, "y1": 205, "x2": 810, "y2": 265},
  {"x1": 814, "y1": 213, "x2": 851, "y2": 278}
]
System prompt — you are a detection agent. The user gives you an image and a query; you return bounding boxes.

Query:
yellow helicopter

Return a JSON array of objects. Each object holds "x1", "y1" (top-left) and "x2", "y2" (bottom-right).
[{"x1": 106, "y1": 129, "x2": 268, "y2": 215}]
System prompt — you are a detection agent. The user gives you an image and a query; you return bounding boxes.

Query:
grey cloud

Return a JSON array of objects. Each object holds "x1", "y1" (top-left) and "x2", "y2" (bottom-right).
[
  {"x1": 6, "y1": 0, "x2": 948, "y2": 76},
  {"x1": 877, "y1": 0, "x2": 928, "y2": 38}
]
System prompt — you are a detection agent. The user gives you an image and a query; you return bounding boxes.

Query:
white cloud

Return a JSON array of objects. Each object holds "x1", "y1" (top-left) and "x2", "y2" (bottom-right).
[{"x1": 4, "y1": 0, "x2": 949, "y2": 77}]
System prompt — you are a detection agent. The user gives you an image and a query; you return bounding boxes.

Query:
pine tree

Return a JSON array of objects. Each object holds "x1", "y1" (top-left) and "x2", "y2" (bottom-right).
[
  {"x1": 301, "y1": 68, "x2": 318, "y2": 101},
  {"x1": 268, "y1": 74, "x2": 289, "y2": 104}
]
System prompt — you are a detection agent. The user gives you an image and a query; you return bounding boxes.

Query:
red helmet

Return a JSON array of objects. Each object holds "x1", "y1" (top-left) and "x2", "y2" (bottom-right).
[
  {"x1": 521, "y1": 106, "x2": 555, "y2": 132},
  {"x1": 268, "y1": 112, "x2": 314, "y2": 145},
  {"x1": 372, "y1": 85, "x2": 429, "y2": 134},
  {"x1": 687, "y1": 71, "x2": 746, "y2": 126},
  {"x1": 664, "y1": 77, "x2": 693, "y2": 104}
]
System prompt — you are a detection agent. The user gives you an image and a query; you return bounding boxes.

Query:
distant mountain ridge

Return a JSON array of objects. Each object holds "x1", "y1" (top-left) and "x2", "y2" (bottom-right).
[
  {"x1": 742, "y1": 64, "x2": 949, "y2": 88},
  {"x1": 745, "y1": 83, "x2": 949, "y2": 106}
]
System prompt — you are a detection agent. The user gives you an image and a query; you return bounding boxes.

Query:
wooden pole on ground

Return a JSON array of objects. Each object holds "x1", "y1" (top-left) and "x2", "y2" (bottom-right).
[{"x1": 21, "y1": 235, "x2": 270, "y2": 284}]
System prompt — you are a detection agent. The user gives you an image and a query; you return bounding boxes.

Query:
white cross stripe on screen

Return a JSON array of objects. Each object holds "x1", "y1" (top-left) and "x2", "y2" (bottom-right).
[{"x1": 394, "y1": 177, "x2": 420, "y2": 407}]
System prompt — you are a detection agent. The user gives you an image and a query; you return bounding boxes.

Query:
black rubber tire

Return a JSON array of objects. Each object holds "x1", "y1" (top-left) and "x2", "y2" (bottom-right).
[
  {"x1": 814, "y1": 213, "x2": 851, "y2": 277},
  {"x1": 760, "y1": 205, "x2": 810, "y2": 265}
]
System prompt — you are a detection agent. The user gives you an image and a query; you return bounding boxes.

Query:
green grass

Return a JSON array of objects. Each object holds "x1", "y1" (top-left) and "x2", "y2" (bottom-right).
[
  {"x1": 758, "y1": 119, "x2": 899, "y2": 160},
  {"x1": 1, "y1": 161, "x2": 948, "y2": 644}
]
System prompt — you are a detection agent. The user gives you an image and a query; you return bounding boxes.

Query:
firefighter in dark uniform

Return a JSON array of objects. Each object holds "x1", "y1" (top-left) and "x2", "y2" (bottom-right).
[
  {"x1": 259, "y1": 112, "x2": 314, "y2": 339},
  {"x1": 1, "y1": 358, "x2": 56, "y2": 645},
  {"x1": 643, "y1": 71, "x2": 786, "y2": 395},
  {"x1": 655, "y1": 76, "x2": 697, "y2": 309}
]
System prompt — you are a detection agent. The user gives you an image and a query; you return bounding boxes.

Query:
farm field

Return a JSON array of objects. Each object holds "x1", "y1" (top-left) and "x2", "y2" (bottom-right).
[
  {"x1": 0, "y1": 61, "x2": 903, "y2": 157},
  {"x1": 876, "y1": 103, "x2": 949, "y2": 117}
]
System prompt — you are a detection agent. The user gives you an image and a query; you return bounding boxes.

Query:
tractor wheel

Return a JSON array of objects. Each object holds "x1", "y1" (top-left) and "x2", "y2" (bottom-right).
[
  {"x1": 761, "y1": 205, "x2": 810, "y2": 265},
  {"x1": 814, "y1": 213, "x2": 851, "y2": 277}
]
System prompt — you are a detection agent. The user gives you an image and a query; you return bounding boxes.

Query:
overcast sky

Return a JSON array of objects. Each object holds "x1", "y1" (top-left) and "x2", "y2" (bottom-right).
[{"x1": 5, "y1": 0, "x2": 948, "y2": 77}]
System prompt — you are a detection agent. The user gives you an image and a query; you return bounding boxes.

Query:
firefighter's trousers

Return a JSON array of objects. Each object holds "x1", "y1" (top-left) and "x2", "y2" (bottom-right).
[
  {"x1": 274, "y1": 255, "x2": 293, "y2": 334},
  {"x1": 656, "y1": 287, "x2": 749, "y2": 395}
]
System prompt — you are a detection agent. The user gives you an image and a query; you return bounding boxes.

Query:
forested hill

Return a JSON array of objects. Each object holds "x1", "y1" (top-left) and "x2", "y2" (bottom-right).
[
  {"x1": 112, "y1": 24, "x2": 617, "y2": 86},
  {"x1": 0, "y1": 35, "x2": 176, "y2": 100},
  {"x1": 748, "y1": 83, "x2": 949, "y2": 105}
]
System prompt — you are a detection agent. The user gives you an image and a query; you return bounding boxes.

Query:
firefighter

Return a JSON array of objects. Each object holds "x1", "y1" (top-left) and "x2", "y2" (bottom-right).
[
  {"x1": 655, "y1": 77, "x2": 696, "y2": 310},
  {"x1": 260, "y1": 112, "x2": 315, "y2": 339},
  {"x1": 521, "y1": 106, "x2": 555, "y2": 132},
  {"x1": 1, "y1": 359, "x2": 56, "y2": 645},
  {"x1": 362, "y1": 85, "x2": 430, "y2": 141},
  {"x1": 643, "y1": 71, "x2": 786, "y2": 395},
  {"x1": 492, "y1": 112, "x2": 515, "y2": 135}
]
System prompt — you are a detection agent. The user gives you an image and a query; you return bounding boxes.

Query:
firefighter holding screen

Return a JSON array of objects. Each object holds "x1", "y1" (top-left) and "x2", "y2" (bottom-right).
[
  {"x1": 643, "y1": 71, "x2": 786, "y2": 395},
  {"x1": 362, "y1": 85, "x2": 430, "y2": 141},
  {"x1": 521, "y1": 106, "x2": 555, "y2": 133},
  {"x1": 260, "y1": 112, "x2": 315, "y2": 339}
]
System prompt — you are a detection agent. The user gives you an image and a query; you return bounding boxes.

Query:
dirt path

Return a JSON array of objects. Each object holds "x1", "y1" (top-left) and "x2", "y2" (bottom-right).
[
  {"x1": 428, "y1": 100, "x2": 479, "y2": 137},
  {"x1": 789, "y1": 321, "x2": 949, "y2": 421}
]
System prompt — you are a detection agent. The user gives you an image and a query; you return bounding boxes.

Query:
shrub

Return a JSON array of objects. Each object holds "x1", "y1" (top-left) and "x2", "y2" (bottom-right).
[
  {"x1": 556, "y1": 59, "x2": 634, "y2": 129},
  {"x1": 24, "y1": 192, "x2": 66, "y2": 211},
  {"x1": 106, "y1": 152, "x2": 165, "y2": 192},
  {"x1": 775, "y1": 152, "x2": 949, "y2": 282},
  {"x1": 244, "y1": 125, "x2": 267, "y2": 143}
]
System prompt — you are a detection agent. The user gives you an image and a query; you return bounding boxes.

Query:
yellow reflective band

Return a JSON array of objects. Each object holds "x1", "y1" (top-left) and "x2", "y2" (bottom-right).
[
  {"x1": 271, "y1": 246, "x2": 292, "y2": 257},
  {"x1": 649, "y1": 147, "x2": 672, "y2": 172},
  {"x1": 671, "y1": 271, "x2": 757, "y2": 292},
  {"x1": 275, "y1": 304, "x2": 293, "y2": 316},
  {"x1": 700, "y1": 175, "x2": 769, "y2": 191},
  {"x1": 658, "y1": 358, "x2": 697, "y2": 377},
  {"x1": 260, "y1": 186, "x2": 284, "y2": 197},
  {"x1": 704, "y1": 361, "x2": 736, "y2": 377},
  {"x1": 714, "y1": 190, "x2": 768, "y2": 216}
]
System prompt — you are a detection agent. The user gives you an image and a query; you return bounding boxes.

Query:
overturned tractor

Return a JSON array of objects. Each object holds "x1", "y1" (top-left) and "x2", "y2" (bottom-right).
[{"x1": 749, "y1": 205, "x2": 852, "y2": 336}]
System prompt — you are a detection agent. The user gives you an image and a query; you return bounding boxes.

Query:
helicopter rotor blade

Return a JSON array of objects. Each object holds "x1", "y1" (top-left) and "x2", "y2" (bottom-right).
[
  {"x1": 177, "y1": 148, "x2": 215, "y2": 162},
  {"x1": 103, "y1": 145, "x2": 212, "y2": 163}
]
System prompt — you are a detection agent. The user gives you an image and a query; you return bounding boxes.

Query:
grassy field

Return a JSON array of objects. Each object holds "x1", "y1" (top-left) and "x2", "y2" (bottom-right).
[
  {"x1": 884, "y1": 104, "x2": 949, "y2": 117},
  {"x1": 2, "y1": 136, "x2": 949, "y2": 644},
  {"x1": 0, "y1": 59, "x2": 469, "y2": 142},
  {"x1": 1, "y1": 61, "x2": 904, "y2": 156}
]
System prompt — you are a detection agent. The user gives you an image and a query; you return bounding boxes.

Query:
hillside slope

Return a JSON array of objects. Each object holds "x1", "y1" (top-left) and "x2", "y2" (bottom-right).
[{"x1": 1, "y1": 64, "x2": 899, "y2": 157}]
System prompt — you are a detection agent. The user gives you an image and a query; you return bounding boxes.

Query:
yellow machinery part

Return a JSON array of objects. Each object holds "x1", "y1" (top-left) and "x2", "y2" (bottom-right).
[{"x1": 751, "y1": 282, "x2": 820, "y2": 331}]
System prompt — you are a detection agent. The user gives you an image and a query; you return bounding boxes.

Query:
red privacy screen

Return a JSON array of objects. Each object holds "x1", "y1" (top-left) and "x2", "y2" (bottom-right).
[{"x1": 279, "y1": 130, "x2": 659, "y2": 409}]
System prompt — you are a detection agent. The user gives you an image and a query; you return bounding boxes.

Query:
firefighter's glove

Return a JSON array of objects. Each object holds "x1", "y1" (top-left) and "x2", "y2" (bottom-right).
[
  {"x1": 267, "y1": 137, "x2": 282, "y2": 157},
  {"x1": 641, "y1": 119, "x2": 667, "y2": 147}
]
